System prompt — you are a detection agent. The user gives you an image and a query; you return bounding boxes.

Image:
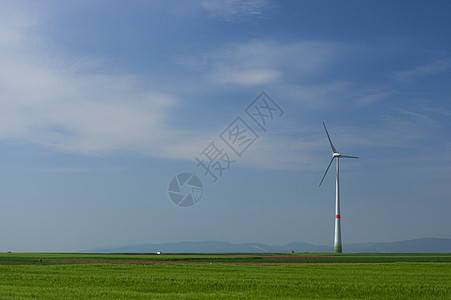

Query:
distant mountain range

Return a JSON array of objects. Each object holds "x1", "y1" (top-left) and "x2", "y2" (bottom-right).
[{"x1": 81, "y1": 237, "x2": 451, "y2": 253}]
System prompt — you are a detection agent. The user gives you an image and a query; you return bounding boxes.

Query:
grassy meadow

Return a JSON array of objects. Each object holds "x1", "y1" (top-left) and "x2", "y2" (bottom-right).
[{"x1": 0, "y1": 253, "x2": 449, "y2": 299}]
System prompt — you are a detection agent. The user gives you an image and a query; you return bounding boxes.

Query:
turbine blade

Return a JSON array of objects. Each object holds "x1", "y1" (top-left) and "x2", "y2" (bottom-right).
[
  {"x1": 341, "y1": 155, "x2": 359, "y2": 159},
  {"x1": 323, "y1": 122, "x2": 338, "y2": 153},
  {"x1": 319, "y1": 157, "x2": 335, "y2": 187}
]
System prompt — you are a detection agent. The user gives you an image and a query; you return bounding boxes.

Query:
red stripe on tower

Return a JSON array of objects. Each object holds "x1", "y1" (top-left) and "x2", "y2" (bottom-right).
[{"x1": 336, "y1": 215, "x2": 340, "y2": 219}]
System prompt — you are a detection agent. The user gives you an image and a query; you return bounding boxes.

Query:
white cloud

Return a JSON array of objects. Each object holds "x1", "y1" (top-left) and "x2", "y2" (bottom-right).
[
  {"x1": 392, "y1": 60, "x2": 451, "y2": 82},
  {"x1": 201, "y1": 0, "x2": 273, "y2": 22},
  {"x1": 273, "y1": 81, "x2": 391, "y2": 110},
  {"x1": 211, "y1": 68, "x2": 281, "y2": 85},
  {"x1": 421, "y1": 107, "x2": 451, "y2": 117},
  {"x1": 241, "y1": 107, "x2": 445, "y2": 172},
  {"x1": 1, "y1": 3, "x2": 442, "y2": 174},
  {"x1": 0, "y1": 2, "x2": 39, "y2": 47},
  {"x1": 0, "y1": 4, "x2": 207, "y2": 160},
  {"x1": 190, "y1": 40, "x2": 344, "y2": 87}
]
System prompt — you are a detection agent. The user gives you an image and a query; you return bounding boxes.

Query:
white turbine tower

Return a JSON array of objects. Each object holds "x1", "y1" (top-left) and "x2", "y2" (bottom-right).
[{"x1": 319, "y1": 122, "x2": 358, "y2": 253}]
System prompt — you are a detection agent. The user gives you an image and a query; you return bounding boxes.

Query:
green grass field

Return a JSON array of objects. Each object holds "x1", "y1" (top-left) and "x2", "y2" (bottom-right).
[{"x1": 0, "y1": 253, "x2": 449, "y2": 299}]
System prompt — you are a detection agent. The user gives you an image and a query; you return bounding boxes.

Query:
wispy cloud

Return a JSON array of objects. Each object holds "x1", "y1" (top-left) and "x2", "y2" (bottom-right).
[
  {"x1": 0, "y1": 4, "x2": 207, "y2": 160},
  {"x1": 274, "y1": 81, "x2": 391, "y2": 110},
  {"x1": 183, "y1": 40, "x2": 346, "y2": 87},
  {"x1": 37, "y1": 167, "x2": 128, "y2": 173},
  {"x1": 1, "y1": 3, "x2": 444, "y2": 174},
  {"x1": 201, "y1": 0, "x2": 273, "y2": 22},
  {"x1": 392, "y1": 59, "x2": 451, "y2": 82},
  {"x1": 211, "y1": 68, "x2": 281, "y2": 85},
  {"x1": 235, "y1": 109, "x2": 439, "y2": 172},
  {"x1": 421, "y1": 106, "x2": 451, "y2": 117}
]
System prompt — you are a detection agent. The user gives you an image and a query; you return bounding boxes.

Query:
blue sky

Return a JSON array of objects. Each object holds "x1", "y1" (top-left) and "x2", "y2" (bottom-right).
[{"x1": 0, "y1": 0, "x2": 450, "y2": 252}]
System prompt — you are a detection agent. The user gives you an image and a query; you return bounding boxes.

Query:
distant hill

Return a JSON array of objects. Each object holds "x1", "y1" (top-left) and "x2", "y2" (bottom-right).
[
  {"x1": 345, "y1": 238, "x2": 451, "y2": 253},
  {"x1": 81, "y1": 237, "x2": 451, "y2": 253}
]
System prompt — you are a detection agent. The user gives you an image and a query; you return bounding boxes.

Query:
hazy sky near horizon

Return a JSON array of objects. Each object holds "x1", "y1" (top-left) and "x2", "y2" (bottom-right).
[{"x1": 0, "y1": 0, "x2": 450, "y2": 252}]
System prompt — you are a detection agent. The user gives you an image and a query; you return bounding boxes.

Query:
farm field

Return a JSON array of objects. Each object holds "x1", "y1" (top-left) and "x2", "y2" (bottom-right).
[{"x1": 0, "y1": 253, "x2": 450, "y2": 299}]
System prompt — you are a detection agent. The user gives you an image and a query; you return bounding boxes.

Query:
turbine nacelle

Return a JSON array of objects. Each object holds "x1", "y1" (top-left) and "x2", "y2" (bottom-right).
[{"x1": 333, "y1": 152, "x2": 359, "y2": 159}]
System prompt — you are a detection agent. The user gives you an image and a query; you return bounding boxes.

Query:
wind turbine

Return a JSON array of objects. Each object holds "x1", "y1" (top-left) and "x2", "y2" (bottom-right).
[{"x1": 319, "y1": 122, "x2": 358, "y2": 253}]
